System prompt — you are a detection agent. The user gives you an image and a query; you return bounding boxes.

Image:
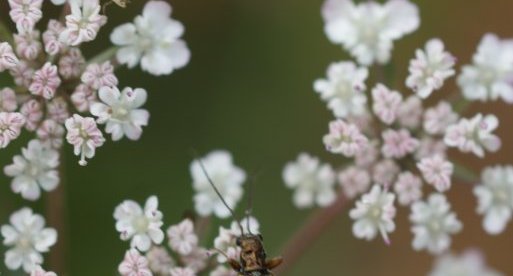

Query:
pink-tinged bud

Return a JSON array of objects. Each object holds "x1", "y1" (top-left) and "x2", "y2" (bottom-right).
[
  {"x1": 59, "y1": 48, "x2": 85, "y2": 79},
  {"x1": 20, "y1": 99, "x2": 43, "y2": 131},
  {"x1": 13, "y1": 30, "x2": 42, "y2": 61},
  {"x1": 8, "y1": 0, "x2": 43, "y2": 32},
  {"x1": 29, "y1": 62, "x2": 61, "y2": 100},
  {"x1": 65, "y1": 114, "x2": 105, "y2": 166},
  {"x1": 0, "y1": 88, "x2": 18, "y2": 112},
  {"x1": 0, "y1": 42, "x2": 19, "y2": 72},
  {"x1": 81, "y1": 61, "x2": 118, "y2": 90},
  {"x1": 47, "y1": 97, "x2": 70, "y2": 124},
  {"x1": 42, "y1": 19, "x2": 65, "y2": 56},
  {"x1": 9, "y1": 60, "x2": 34, "y2": 87},
  {"x1": 71, "y1": 84, "x2": 97, "y2": 112},
  {"x1": 0, "y1": 112, "x2": 26, "y2": 148}
]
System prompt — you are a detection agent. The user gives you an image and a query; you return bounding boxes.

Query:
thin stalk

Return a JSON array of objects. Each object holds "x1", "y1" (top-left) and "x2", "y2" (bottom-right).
[
  {"x1": 46, "y1": 148, "x2": 69, "y2": 275},
  {"x1": 274, "y1": 193, "x2": 348, "y2": 275},
  {"x1": 87, "y1": 46, "x2": 119, "y2": 65}
]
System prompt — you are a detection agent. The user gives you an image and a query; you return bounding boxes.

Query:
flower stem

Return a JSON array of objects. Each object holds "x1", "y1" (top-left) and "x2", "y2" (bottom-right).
[
  {"x1": 274, "y1": 193, "x2": 348, "y2": 275},
  {"x1": 46, "y1": 149, "x2": 69, "y2": 275},
  {"x1": 87, "y1": 46, "x2": 119, "y2": 65}
]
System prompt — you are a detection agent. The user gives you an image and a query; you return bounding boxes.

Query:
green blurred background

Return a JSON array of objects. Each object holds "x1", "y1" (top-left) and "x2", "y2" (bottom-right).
[{"x1": 2, "y1": 0, "x2": 513, "y2": 275}]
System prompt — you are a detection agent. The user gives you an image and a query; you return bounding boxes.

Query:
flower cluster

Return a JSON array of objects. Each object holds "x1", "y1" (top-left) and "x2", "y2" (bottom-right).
[
  {"x1": 114, "y1": 195, "x2": 259, "y2": 276},
  {"x1": 1, "y1": 0, "x2": 189, "y2": 273},
  {"x1": 282, "y1": 0, "x2": 513, "y2": 261}
]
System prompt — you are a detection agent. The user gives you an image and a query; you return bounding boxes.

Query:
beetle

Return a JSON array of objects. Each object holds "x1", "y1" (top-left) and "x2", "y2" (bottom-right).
[{"x1": 195, "y1": 155, "x2": 283, "y2": 275}]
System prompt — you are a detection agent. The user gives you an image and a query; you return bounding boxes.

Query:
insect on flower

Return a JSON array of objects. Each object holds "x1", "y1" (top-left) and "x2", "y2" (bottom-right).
[{"x1": 195, "y1": 155, "x2": 283, "y2": 276}]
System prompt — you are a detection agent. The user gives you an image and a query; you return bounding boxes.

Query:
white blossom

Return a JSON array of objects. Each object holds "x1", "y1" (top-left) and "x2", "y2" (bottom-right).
[
  {"x1": 474, "y1": 165, "x2": 513, "y2": 235},
  {"x1": 458, "y1": 33, "x2": 513, "y2": 103},
  {"x1": 90, "y1": 86, "x2": 150, "y2": 141},
  {"x1": 190, "y1": 150, "x2": 246, "y2": 218},
  {"x1": 349, "y1": 185, "x2": 396, "y2": 244},
  {"x1": 1, "y1": 208, "x2": 57, "y2": 273},
  {"x1": 283, "y1": 153, "x2": 336, "y2": 208},
  {"x1": 167, "y1": 219, "x2": 198, "y2": 256},
  {"x1": 4, "y1": 140, "x2": 59, "y2": 201},
  {"x1": 429, "y1": 250, "x2": 503, "y2": 276},
  {"x1": 410, "y1": 193, "x2": 462, "y2": 254},
  {"x1": 444, "y1": 113, "x2": 501, "y2": 158},
  {"x1": 114, "y1": 196, "x2": 165, "y2": 252},
  {"x1": 406, "y1": 38, "x2": 455, "y2": 98},
  {"x1": 313, "y1": 61, "x2": 368, "y2": 118},
  {"x1": 110, "y1": 0, "x2": 190, "y2": 75},
  {"x1": 321, "y1": 0, "x2": 419, "y2": 65},
  {"x1": 60, "y1": 0, "x2": 107, "y2": 46}
]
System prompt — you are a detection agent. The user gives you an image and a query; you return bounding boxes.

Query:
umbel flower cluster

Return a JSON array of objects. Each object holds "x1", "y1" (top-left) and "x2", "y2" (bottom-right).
[
  {"x1": 1, "y1": 0, "x2": 189, "y2": 274},
  {"x1": 113, "y1": 150, "x2": 259, "y2": 276},
  {"x1": 280, "y1": 0, "x2": 510, "y2": 273}
]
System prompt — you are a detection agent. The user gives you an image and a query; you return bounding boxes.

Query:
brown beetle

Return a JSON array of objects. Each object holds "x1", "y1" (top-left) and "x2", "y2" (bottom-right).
[{"x1": 196, "y1": 156, "x2": 283, "y2": 275}]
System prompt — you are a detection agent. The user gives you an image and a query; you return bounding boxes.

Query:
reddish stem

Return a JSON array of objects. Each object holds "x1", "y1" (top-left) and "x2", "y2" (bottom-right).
[{"x1": 274, "y1": 193, "x2": 348, "y2": 275}]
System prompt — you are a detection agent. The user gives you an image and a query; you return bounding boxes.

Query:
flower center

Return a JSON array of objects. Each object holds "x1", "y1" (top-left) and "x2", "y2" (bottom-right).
[{"x1": 133, "y1": 216, "x2": 149, "y2": 233}]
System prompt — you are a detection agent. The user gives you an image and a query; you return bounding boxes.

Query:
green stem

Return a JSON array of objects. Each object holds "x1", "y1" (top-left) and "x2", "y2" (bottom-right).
[
  {"x1": 453, "y1": 162, "x2": 479, "y2": 184},
  {"x1": 87, "y1": 46, "x2": 119, "y2": 65}
]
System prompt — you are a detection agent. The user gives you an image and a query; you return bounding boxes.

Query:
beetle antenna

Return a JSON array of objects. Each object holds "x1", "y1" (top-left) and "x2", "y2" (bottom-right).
[
  {"x1": 245, "y1": 167, "x2": 263, "y2": 235},
  {"x1": 193, "y1": 150, "x2": 244, "y2": 235},
  {"x1": 102, "y1": 1, "x2": 113, "y2": 14}
]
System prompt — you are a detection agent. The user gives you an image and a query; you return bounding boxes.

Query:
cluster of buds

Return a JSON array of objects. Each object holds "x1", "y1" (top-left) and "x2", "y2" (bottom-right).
[
  {"x1": 114, "y1": 150, "x2": 258, "y2": 276},
  {"x1": 1, "y1": 0, "x2": 189, "y2": 274},
  {"x1": 283, "y1": 0, "x2": 513, "y2": 262}
]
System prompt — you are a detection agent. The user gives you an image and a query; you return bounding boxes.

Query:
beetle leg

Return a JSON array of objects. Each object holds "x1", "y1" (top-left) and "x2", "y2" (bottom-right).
[
  {"x1": 227, "y1": 258, "x2": 242, "y2": 272},
  {"x1": 265, "y1": 256, "x2": 283, "y2": 270}
]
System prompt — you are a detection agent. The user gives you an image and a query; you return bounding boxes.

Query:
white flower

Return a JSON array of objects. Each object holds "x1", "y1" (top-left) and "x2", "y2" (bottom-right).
[
  {"x1": 64, "y1": 114, "x2": 105, "y2": 166},
  {"x1": 429, "y1": 250, "x2": 503, "y2": 276},
  {"x1": 321, "y1": 0, "x2": 419, "y2": 65},
  {"x1": 146, "y1": 246, "x2": 174, "y2": 275},
  {"x1": 444, "y1": 113, "x2": 501, "y2": 158},
  {"x1": 473, "y1": 165, "x2": 513, "y2": 235},
  {"x1": 167, "y1": 219, "x2": 198, "y2": 256},
  {"x1": 371, "y1": 84, "x2": 402, "y2": 125},
  {"x1": 170, "y1": 267, "x2": 196, "y2": 276},
  {"x1": 30, "y1": 265, "x2": 57, "y2": 276},
  {"x1": 190, "y1": 150, "x2": 246, "y2": 218},
  {"x1": 90, "y1": 86, "x2": 150, "y2": 141},
  {"x1": 372, "y1": 159, "x2": 400, "y2": 187},
  {"x1": 410, "y1": 193, "x2": 462, "y2": 254},
  {"x1": 349, "y1": 185, "x2": 396, "y2": 244},
  {"x1": 313, "y1": 61, "x2": 368, "y2": 118},
  {"x1": 338, "y1": 166, "x2": 371, "y2": 199},
  {"x1": 394, "y1": 172, "x2": 422, "y2": 206},
  {"x1": 60, "y1": 0, "x2": 106, "y2": 46},
  {"x1": 114, "y1": 195, "x2": 164, "y2": 252},
  {"x1": 397, "y1": 96, "x2": 423, "y2": 129},
  {"x1": 110, "y1": 0, "x2": 190, "y2": 75},
  {"x1": 417, "y1": 155, "x2": 453, "y2": 193},
  {"x1": 0, "y1": 112, "x2": 26, "y2": 148},
  {"x1": 4, "y1": 140, "x2": 60, "y2": 201},
  {"x1": 180, "y1": 247, "x2": 208, "y2": 272},
  {"x1": 323, "y1": 119, "x2": 368, "y2": 157},
  {"x1": 283, "y1": 153, "x2": 336, "y2": 208},
  {"x1": 423, "y1": 101, "x2": 458, "y2": 135},
  {"x1": 406, "y1": 38, "x2": 456, "y2": 98},
  {"x1": 458, "y1": 33, "x2": 513, "y2": 103},
  {"x1": 1, "y1": 208, "x2": 57, "y2": 273}
]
